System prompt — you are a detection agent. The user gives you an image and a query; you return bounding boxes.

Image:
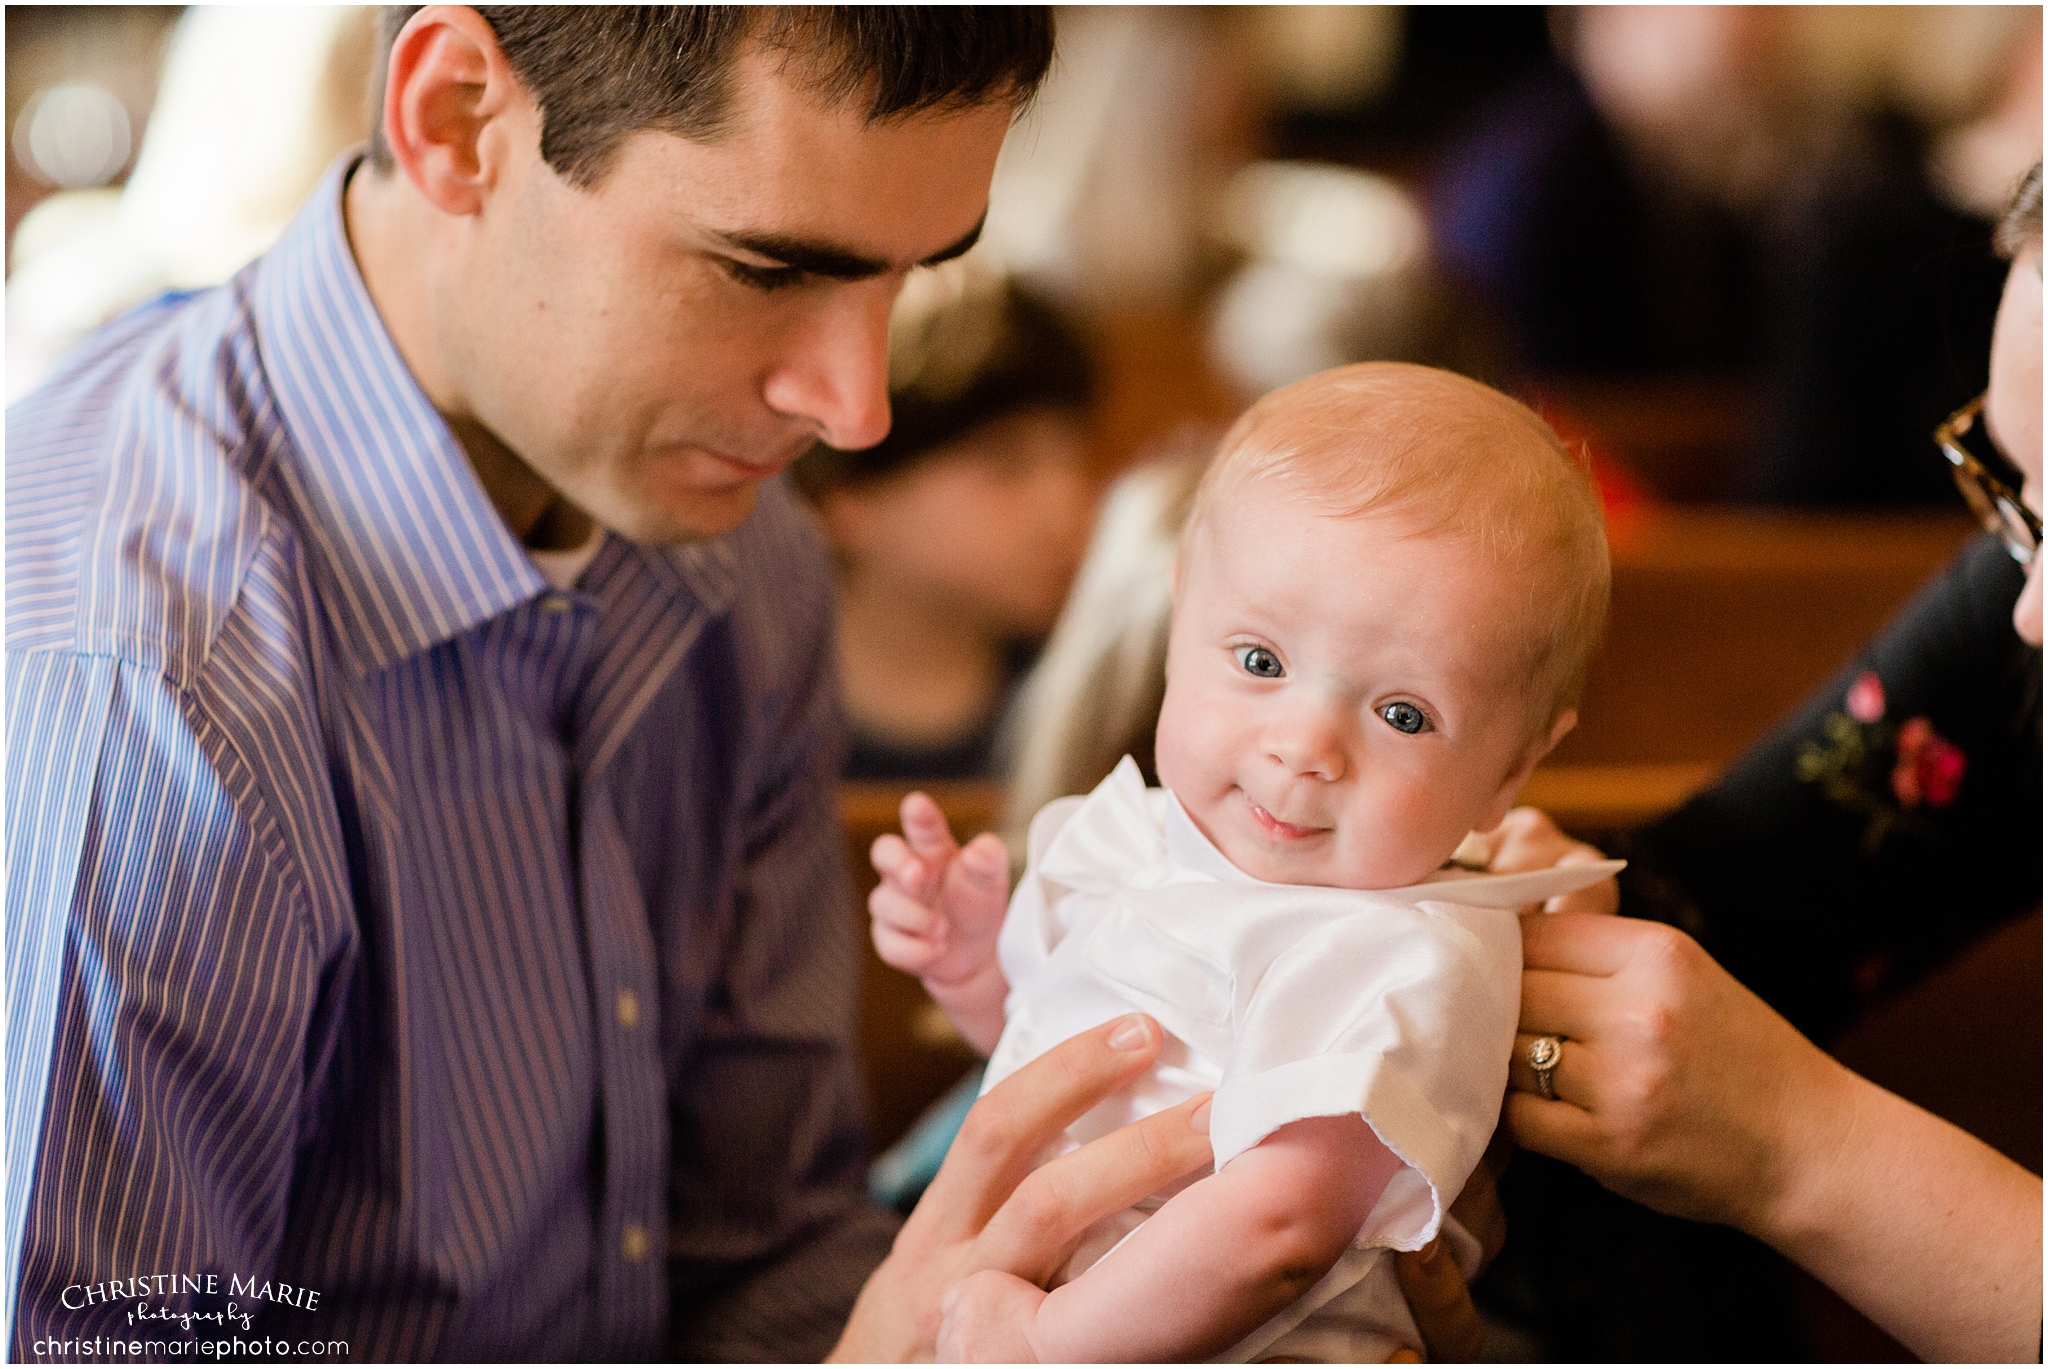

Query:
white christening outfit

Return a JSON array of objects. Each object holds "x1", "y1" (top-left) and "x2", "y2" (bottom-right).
[{"x1": 979, "y1": 758, "x2": 1621, "y2": 1362}]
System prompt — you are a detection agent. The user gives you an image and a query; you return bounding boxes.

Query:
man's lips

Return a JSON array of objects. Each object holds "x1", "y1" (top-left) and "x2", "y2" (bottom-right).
[
  {"x1": 1241, "y1": 790, "x2": 1327, "y2": 841},
  {"x1": 666, "y1": 439, "x2": 808, "y2": 489}
]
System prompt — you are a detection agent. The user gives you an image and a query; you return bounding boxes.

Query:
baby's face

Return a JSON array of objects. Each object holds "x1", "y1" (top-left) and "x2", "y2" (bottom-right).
[{"x1": 1155, "y1": 489, "x2": 1553, "y2": 890}]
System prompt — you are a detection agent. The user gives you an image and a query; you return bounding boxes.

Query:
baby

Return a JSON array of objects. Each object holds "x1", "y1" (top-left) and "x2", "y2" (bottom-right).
[{"x1": 870, "y1": 362, "x2": 1616, "y2": 1362}]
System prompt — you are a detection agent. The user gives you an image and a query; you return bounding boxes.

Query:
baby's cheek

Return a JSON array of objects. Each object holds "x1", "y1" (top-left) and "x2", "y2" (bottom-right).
[{"x1": 1349, "y1": 785, "x2": 1469, "y2": 887}]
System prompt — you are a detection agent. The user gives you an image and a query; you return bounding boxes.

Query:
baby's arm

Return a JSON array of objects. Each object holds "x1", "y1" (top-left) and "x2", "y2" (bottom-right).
[
  {"x1": 940, "y1": 1112, "x2": 1404, "y2": 1362},
  {"x1": 869, "y1": 792, "x2": 1011, "y2": 1054}
]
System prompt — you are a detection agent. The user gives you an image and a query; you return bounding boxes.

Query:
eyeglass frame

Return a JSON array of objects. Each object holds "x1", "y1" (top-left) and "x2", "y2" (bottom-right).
[{"x1": 1933, "y1": 393, "x2": 2040, "y2": 567}]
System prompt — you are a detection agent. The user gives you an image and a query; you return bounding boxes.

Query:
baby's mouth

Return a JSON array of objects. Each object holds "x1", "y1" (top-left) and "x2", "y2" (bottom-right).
[{"x1": 1242, "y1": 792, "x2": 1326, "y2": 841}]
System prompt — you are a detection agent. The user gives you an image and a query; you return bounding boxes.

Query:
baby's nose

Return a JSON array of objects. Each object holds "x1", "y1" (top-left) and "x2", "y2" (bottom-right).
[{"x1": 1265, "y1": 716, "x2": 1347, "y2": 782}]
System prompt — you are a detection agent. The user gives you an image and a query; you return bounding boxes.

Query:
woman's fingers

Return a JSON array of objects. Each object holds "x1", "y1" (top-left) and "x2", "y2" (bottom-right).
[
  {"x1": 1542, "y1": 851, "x2": 1620, "y2": 916},
  {"x1": 915, "y1": 1014, "x2": 1166, "y2": 1243},
  {"x1": 1393, "y1": 1236, "x2": 1487, "y2": 1363},
  {"x1": 1520, "y1": 908, "x2": 1654, "y2": 976},
  {"x1": 969, "y1": 1092, "x2": 1215, "y2": 1286},
  {"x1": 1485, "y1": 807, "x2": 1600, "y2": 871},
  {"x1": 1501, "y1": 1086, "x2": 1608, "y2": 1168},
  {"x1": 1508, "y1": 1029, "x2": 1603, "y2": 1103}
]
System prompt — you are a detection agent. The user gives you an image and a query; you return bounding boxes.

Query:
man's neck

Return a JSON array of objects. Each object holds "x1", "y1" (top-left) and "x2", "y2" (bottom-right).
[{"x1": 342, "y1": 162, "x2": 590, "y2": 550}]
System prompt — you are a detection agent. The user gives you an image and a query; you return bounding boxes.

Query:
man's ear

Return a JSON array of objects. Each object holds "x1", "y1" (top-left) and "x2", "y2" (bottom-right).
[
  {"x1": 1475, "y1": 707, "x2": 1577, "y2": 832},
  {"x1": 378, "y1": 6, "x2": 529, "y2": 217}
]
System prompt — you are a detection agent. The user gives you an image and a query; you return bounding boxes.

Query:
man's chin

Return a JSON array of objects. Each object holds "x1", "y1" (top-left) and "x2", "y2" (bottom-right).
[{"x1": 610, "y1": 484, "x2": 760, "y2": 547}]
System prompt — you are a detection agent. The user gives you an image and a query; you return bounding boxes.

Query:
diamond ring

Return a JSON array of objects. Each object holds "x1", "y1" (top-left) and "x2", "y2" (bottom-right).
[{"x1": 1526, "y1": 1035, "x2": 1564, "y2": 1100}]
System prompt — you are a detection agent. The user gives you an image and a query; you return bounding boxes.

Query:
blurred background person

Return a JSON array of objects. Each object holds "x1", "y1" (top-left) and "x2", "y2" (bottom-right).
[
  {"x1": 793, "y1": 264, "x2": 1099, "y2": 781},
  {"x1": 1432, "y1": 5, "x2": 2041, "y2": 506}
]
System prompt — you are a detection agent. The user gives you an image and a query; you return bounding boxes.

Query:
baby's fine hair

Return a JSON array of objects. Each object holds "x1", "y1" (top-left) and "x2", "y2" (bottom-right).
[{"x1": 1183, "y1": 362, "x2": 1611, "y2": 732}]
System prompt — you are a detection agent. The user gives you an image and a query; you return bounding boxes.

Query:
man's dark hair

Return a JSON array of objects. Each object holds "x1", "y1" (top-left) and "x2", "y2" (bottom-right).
[{"x1": 367, "y1": 6, "x2": 1054, "y2": 188}]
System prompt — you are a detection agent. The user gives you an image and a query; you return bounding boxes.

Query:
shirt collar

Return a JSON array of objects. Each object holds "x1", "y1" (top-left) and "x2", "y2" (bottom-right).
[{"x1": 250, "y1": 150, "x2": 548, "y2": 675}]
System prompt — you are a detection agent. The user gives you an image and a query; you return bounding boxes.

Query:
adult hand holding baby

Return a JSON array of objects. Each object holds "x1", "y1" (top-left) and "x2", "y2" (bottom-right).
[
  {"x1": 870, "y1": 793, "x2": 1014, "y2": 1054},
  {"x1": 829, "y1": 1014, "x2": 1215, "y2": 1362}
]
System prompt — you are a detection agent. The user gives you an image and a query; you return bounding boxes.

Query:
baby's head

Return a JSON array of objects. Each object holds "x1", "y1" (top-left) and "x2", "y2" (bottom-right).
[{"x1": 1156, "y1": 362, "x2": 1609, "y2": 890}]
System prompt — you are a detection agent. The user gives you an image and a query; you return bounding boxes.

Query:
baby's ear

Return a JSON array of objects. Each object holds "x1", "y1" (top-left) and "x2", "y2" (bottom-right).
[{"x1": 1478, "y1": 709, "x2": 1577, "y2": 830}]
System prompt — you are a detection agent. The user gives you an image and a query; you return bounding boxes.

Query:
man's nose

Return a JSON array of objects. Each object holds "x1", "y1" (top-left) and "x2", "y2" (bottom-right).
[{"x1": 762, "y1": 283, "x2": 895, "y2": 452}]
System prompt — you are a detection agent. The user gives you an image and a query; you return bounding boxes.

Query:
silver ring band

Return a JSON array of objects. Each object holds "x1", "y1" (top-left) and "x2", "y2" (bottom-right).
[{"x1": 1527, "y1": 1035, "x2": 1564, "y2": 1101}]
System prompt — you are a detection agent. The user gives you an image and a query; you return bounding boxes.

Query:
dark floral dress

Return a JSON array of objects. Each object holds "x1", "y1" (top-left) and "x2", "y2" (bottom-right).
[
  {"x1": 1615, "y1": 531, "x2": 2041, "y2": 1040},
  {"x1": 1482, "y1": 532, "x2": 2041, "y2": 1361}
]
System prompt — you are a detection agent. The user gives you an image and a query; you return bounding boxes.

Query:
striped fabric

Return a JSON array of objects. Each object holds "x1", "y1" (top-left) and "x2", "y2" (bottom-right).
[{"x1": 6, "y1": 155, "x2": 886, "y2": 1361}]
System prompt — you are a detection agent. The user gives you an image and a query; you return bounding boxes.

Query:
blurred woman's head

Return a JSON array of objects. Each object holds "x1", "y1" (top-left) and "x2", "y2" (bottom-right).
[
  {"x1": 793, "y1": 265, "x2": 1099, "y2": 639},
  {"x1": 1988, "y1": 162, "x2": 2041, "y2": 645}
]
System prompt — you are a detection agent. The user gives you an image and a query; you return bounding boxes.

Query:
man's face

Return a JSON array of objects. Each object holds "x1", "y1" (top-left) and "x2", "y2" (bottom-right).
[
  {"x1": 1153, "y1": 490, "x2": 1550, "y2": 891},
  {"x1": 454, "y1": 45, "x2": 1015, "y2": 545}
]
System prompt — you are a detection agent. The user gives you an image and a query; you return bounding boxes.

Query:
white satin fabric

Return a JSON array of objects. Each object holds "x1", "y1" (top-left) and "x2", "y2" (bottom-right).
[{"x1": 980, "y1": 756, "x2": 1620, "y2": 1360}]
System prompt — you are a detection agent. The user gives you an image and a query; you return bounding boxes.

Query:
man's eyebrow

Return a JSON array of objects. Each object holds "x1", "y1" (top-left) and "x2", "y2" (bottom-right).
[{"x1": 710, "y1": 215, "x2": 987, "y2": 281}]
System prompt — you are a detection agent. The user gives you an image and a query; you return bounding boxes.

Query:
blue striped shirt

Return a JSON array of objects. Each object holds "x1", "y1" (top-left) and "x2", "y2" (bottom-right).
[{"x1": 6, "y1": 155, "x2": 884, "y2": 1361}]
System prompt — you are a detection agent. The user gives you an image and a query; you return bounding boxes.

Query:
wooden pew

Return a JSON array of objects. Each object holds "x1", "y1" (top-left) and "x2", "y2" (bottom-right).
[{"x1": 1556, "y1": 507, "x2": 1977, "y2": 766}]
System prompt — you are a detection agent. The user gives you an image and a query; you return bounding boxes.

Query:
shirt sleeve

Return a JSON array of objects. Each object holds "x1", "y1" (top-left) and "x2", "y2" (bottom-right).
[
  {"x1": 6, "y1": 651, "x2": 329, "y2": 1359},
  {"x1": 1209, "y1": 901, "x2": 1522, "y2": 1254}
]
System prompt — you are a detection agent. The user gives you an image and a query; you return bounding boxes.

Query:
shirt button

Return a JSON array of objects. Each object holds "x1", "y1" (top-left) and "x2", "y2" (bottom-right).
[
  {"x1": 621, "y1": 1223, "x2": 651, "y2": 1263},
  {"x1": 615, "y1": 988, "x2": 641, "y2": 1030},
  {"x1": 538, "y1": 592, "x2": 574, "y2": 613}
]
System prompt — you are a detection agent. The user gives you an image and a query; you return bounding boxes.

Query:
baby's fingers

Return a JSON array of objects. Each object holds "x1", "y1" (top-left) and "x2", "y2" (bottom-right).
[
  {"x1": 959, "y1": 833, "x2": 1011, "y2": 897},
  {"x1": 900, "y1": 791, "x2": 962, "y2": 863},
  {"x1": 870, "y1": 882, "x2": 942, "y2": 940},
  {"x1": 871, "y1": 832, "x2": 939, "y2": 907},
  {"x1": 872, "y1": 922, "x2": 944, "y2": 976}
]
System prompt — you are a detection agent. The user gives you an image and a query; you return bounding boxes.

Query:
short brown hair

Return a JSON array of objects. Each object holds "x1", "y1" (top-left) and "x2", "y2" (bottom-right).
[
  {"x1": 1185, "y1": 362, "x2": 1611, "y2": 733},
  {"x1": 368, "y1": 6, "x2": 1055, "y2": 187}
]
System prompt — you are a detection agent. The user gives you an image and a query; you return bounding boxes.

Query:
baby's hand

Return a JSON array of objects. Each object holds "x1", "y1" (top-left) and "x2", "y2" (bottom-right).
[
  {"x1": 937, "y1": 1269, "x2": 1045, "y2": 1363},
  {"x1": 869, "y1": 793, "x2": 1010, "y2": 989}
]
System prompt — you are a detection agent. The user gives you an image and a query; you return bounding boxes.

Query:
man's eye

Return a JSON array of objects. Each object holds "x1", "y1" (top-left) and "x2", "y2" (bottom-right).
[
  {"x1": 723, "y1": 259, "x2": 805, "y2": 293},
  {"x1": 1234, "y1": 646, "x2": 1284, "y2": 678},
  {"x1": 1379, "y1": 701, "x2": 1428, "y2": 734}
]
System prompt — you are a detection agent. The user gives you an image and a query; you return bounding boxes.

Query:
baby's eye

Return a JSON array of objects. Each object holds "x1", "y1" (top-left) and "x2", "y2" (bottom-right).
[
  {"x1": 1379, "y1": 701, "x2": 1429, "y2": 734},
  {"x1": 1234, "y1": 645, "x2": 1284, "y2": 678}
]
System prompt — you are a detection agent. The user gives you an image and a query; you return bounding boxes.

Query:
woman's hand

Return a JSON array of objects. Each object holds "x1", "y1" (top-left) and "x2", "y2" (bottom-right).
[
  {"x1": 829, "y1": 1013, "x2": 1213, "y2": 1362},
  {"x1": 1506, "y1": 911, "x2": 1850, "y2": 1231},
  {"x1": 1478, "y1": 808, "x2": 1619, "y2": 915},
  {"x1": 1506, "y1": 912, "x2": 2042, "y2": 1362}
]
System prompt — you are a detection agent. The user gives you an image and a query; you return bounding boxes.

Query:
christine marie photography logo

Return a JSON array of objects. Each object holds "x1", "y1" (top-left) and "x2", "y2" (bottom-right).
[{"x1": 62, "y1": 1271, "x2": 322, "y2": 1329}]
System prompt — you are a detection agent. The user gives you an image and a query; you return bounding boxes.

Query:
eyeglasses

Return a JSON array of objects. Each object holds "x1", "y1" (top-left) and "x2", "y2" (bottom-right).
[{"x1": 1934, "y1": 394, "x2": 2040, "y2": 567}]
